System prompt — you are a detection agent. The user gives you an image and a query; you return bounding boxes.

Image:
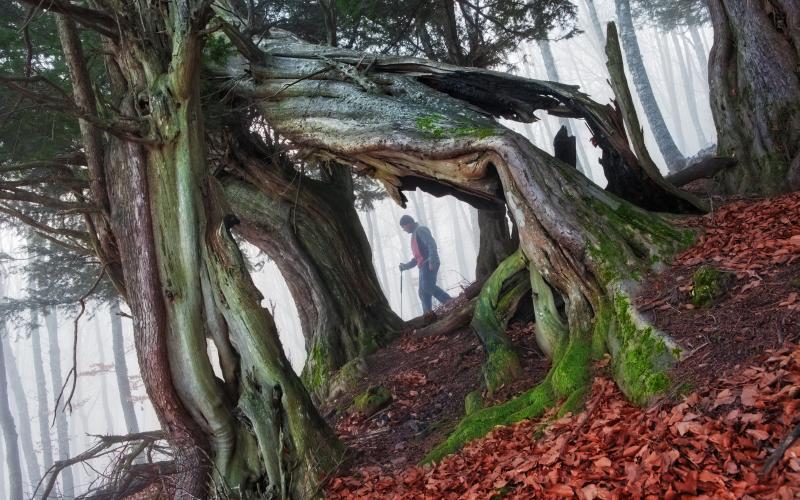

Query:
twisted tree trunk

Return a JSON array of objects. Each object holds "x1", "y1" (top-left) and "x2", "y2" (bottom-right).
[
  {"x1": 707, "y1": 0, "x2": 800, "y2": 193},
  {"x1": 231, "y1": 30, "x2": 697, "y2": 460},
  {"x1": 222, "y1": 138, "x2": 401, "y2": 401}
]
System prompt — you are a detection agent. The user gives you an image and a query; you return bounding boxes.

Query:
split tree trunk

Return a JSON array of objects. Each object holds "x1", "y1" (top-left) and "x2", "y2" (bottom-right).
[
  {"x1": 707, "y1": 0, "x2": 800, "y2": 193},
  {"x1": 223, "y1": 136, "x2": 402, "y2": 400},
  {"x1": 615, "y1": 0, "x2": 686, "y2": 172}
]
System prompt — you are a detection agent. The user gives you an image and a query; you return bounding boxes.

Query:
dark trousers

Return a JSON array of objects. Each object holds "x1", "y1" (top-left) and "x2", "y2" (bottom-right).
[{"x1": 418, "y1": 264, "x2": 452, "y2": 313}]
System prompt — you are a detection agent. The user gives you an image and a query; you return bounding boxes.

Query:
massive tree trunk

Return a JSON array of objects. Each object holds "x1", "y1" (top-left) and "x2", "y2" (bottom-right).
[
  {"x1": 615, "y1": 0, "x2": 686, "y2": 172},
  {"x1": 222, "y1": 136, "x2": 402, "y2": 401},
  {"x1": 230, "y1": 29, "x2": 698, "y2": 461},
  {"x1": 707, "y1": 0, "x2": 800, "y2": 193},
  {"x1": 109, "y1": 299, "x2": 139, "y2": 433},
  {"x1": 44, "y1": 310, "x2": 74, "y2": 498},
  {"x1": 3, "y1": 336, "x2": 42, "y2": 490}
]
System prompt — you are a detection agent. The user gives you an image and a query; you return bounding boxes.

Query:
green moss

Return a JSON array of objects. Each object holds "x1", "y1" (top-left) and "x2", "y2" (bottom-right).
[
  {"x1": 483, "y1": 346, "x2": 522, "y2": 394},
  {"x1": 791, "y1": 277, "x2": 800, "y2": 290},
  {"x1": 422, "y1": 383, "x2": 554, "y2": 464},
  {"x1": 464, "y1": 390, "x2": 483, "y2": 416},
  {"x1": 416, "y1": 113, "x2": 497, "y2": 139},
  {"x1": 590, "y1": 303, "x2": 613, "y2": 359},
  {"x1": 556, "y1": 387, "x2": 588, "y2": 418},
  {"x1": 691, "y1": 266, "x2": 732, "y2": 307},
  {"x1": 301, "y1": 341, "x2": 328, "y2": 392},
  {"x1": 611, "y1": 292, "x2": 676, "y2": 405},
  {"x1": 352, "y1": 385, "x2": 392, "y2": 415},
  {"x1": 550, "y1": 339, "x2": 591, "y2": 397}
]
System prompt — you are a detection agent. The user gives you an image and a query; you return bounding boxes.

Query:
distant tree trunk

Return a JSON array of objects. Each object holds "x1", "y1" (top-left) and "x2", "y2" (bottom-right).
[
  {"x1": 366, "y1": 208, "x2": 391, "y2": 292},
  {"x1": 475, "y1": 209, "x2": 516, "y2": 281},
  {"x1": 688, "y1": 25, "x2": 709, "y2": 78},
  {"x1": 615, "y1": 0, "x2": 686, "y2": 172},
  {"x1": 94, "y1": 321, "x2": 115, "y2": 432},
  {"x1": 655, "y1": 35, "x2": 687, "y2": 151},
  {"x1": 110, "y1": 299, "x2": 139, "y2": 433},
  {"x1": 537, "y1": 39, "x2": 591, "y2": 176},
  {"x1": 0, "y1": 328, "x2": 23, "y2": 500},
  {"x1": 584, "y1": 0, "x2": 606, "y2": 51},
  {"x1": 448, "y1": 198, "x2": 470, "y2": 278},
  {"x1": 707, "y1": 0, "x2": 800, "y2": 193},
  {"x1": 29, "y1": 312, "x2": 54, "y2": 474},
  {"x1": 44, "y1": 310, "x2": 74, "y2": 498},
  {"x1": 3, "y1": 336, "x2": 42, "y2": 489},
  {"x1": 673, "y1": 32, "x2": 709, "y2": 148},
  {"x1": 223, "y1": 140, "x2": 401, "y2": 400}
]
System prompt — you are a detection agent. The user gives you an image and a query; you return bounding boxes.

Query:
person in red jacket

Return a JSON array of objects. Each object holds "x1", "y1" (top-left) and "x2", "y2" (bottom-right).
[{"x1": 398, "y1": 215, "x2": 453, "y2": 313}]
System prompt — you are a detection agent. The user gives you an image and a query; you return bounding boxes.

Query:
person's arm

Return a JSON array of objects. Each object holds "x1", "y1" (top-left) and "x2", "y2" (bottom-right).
[
  {"x1": 400, "y1": 256, "x2": 417, "y2": 271},
  {"x1": 416, "y1": 227, "x2": 440, "y2": 269}
]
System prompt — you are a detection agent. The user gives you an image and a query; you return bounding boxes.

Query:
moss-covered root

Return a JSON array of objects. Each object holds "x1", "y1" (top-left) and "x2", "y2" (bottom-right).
[
  {"x1": 600, "y1": 290, "x2": 682, "y2": 406},
  {"x1": 352, "y1": 386, "x2": 392, "y2": 417},
  {"x1": 422, "y1": 340, "x2": 592, "y2": 464},
  {"x1": 472, "y1": 249, "x2": 529, "y2": 393}
]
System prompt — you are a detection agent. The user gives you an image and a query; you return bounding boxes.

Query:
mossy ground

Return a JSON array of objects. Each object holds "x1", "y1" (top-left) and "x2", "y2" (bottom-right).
[
  {"x1": 691, "y1": 266, "x2": 733, "y2": 307},
  {"x1": 352, "y1": 385, "x2": 392, "y2": 416}
]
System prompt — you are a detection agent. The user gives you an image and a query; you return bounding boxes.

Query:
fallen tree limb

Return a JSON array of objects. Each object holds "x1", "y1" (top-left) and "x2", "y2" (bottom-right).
[{"x1": 666, "y1": 156, "x2": 737, "y2": 187}]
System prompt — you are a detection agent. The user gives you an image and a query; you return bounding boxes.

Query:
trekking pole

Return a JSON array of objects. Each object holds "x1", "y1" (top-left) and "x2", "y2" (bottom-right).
[{"x1": 399, "y1": 268, "x2": 404, "y2": 318}]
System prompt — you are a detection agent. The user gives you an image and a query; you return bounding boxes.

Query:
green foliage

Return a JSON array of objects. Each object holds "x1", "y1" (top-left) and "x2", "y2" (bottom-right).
[{"x1": 631, "y1": 0, "x2": 709, "y2": 30}]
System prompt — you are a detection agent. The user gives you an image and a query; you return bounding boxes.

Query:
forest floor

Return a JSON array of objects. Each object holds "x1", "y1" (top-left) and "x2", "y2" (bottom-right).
[{"x1": 325, "y1": 191, "x2": 800, "y2": 498}]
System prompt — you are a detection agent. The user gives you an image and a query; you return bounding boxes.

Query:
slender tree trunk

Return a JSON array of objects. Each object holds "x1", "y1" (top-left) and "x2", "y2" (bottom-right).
[
  {"x1": 475, "y1": 209, "x2": 516, "y2": 281},
  {"x1": 688, "y1": 25, "x2": 709, "y2": 78},
  {"x1": 615, "y1": 0, "x2": 686, "y2": 172},
  {"x1": 583, "y1": 0, "x2": 606, "y2": 51},
  {"x1": 448, "y1": 197, "x2": 470, "y2": 278},
  {"x1": 0, "y1": 331, "x2": 23, "y2": 500},
  {"x1": 44, "y1": 309, "x2": 74, "y2": 498},
  {"x1": 29, "y1": 311, "x2": 54, "y2": 474},
  {"x1": 3, "y1": 336, "x2": 42, "y2": 490},
  {"x1": 707, "y1": 0, "x2": 800, "y2": 193},
  {"x1": 94, "y1": 321, "x2": 116, "y2": 433},
  {"x1": 109, "y1": 299, "x2": 139, "y2": 433},
  {"x1": 654, "y1": 34, "x2": 688, "y2": 151},
  {"x1": 366, "y1": 208, "x2": 391, "y2": 293},
  {"x1": 673, "y1": 32, "x2": 709, "y2": 148}
]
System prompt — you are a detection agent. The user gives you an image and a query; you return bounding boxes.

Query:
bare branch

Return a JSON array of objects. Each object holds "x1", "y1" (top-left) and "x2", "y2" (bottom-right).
[
  {"x1": 17, "y1": 0, "x2": 118, "y2": 40},
  {"x1": 0, "y1": 203, "x2": 90, "y2": 241}
]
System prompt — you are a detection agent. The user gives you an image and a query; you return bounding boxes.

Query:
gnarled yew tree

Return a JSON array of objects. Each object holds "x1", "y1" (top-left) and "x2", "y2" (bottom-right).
[{"x1": 227, "y1": 27, "x2": 700, "y2": 460}]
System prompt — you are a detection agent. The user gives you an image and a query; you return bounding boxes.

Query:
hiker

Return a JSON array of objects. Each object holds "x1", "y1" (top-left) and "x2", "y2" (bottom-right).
[{"x1": 398, "y1": 214, "x2": 453, "y2": 313}]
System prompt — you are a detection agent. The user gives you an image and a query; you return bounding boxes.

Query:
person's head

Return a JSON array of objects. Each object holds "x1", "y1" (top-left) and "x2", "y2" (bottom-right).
[{"x1": 399, "y1": 214, "x2": 416, "y2": 233}]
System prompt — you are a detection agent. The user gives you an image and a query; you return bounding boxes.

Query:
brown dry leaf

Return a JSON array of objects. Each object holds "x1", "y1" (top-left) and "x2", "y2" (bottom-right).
[{"x1": 740, "y1": 385, "x2": 758, "y2": 407}]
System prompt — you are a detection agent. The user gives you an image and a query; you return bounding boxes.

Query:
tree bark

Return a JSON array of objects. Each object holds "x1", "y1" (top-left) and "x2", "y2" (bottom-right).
[
  {"x1": 44, "y1": 309, "x2": 74, "y2": 498},
  {"x1": 615, "y1": 0, "x2": 686, "y2": 172},
  {"x1": 707, "y1": 0, "x2": 800, "y2": 193},
  {"x1": 475, "y1": 208, "x2": 516, "y2": 281},
  {"x1": 222, "y1": 137, "x2": 402, "y2": 401},
  {"x1": 110, "y1": 299, "x2": 139, "y2": 433}
]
